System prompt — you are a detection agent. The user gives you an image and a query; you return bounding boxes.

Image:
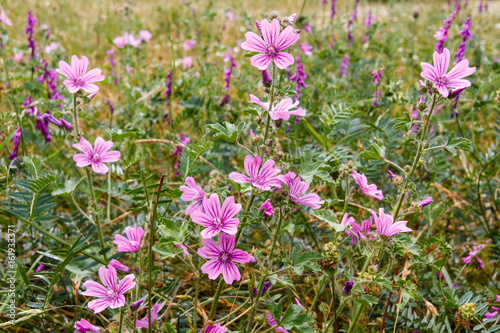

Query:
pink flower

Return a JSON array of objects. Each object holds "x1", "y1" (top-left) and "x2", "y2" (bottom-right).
[
  {"x1": 241, "y1": 18, "x2": 300, "y2": 70},
  {"x1": 0, "y1": 10, "x2": 12, "y2": 26},
  {"x1": 300, "y1": 42, "x2": 313, "y2": 57},
  {"x1": 56, "y1": 55, "x2": 105, "y2": 95},
  {"x1": 249, "y1": 94, "x2": 305, "y2": 121},
  {"x1": 13, "y1": 52, "x2": 23, "y2": 62},
  {"x1": 44, "y1": 42, "x2": 59, "y2": 54},
  {"x1": 229, "y1": 155, "x2": 283, "y2": 191},
  {"x1": 420, "y1": 47, "x2": 476, "y2": 98},
  {"x1": 279, "y1": 172, "x2": 324, "y2": 209},
  {"x1": 352, "y1": 170, "x2": 384, "y2": 200},
  {"x1": 259, "y1": 199, "x2": 274, "y2": 217},
  {"x1": 496, "y1": 294, "x2": 500, "y2": 302},
  {"x1": 266, "y1": 310, "x2": 289, "y2": 333},
  {"x1": 174, "y1": 243, "x2": 189, "y2": 256},
  {"x1": 226, "y1": 11, "x2": 234, "y2": 22},
  {"x1": 139, "y1": 30, "x2": 152, "y2": 41},
  {"x1": 81, "y1": 266, "x2": 136, "y2": 314},
  {"x1": 418, "y1": 196, "x2": 433, "y2": 207},
  {"x1": 136, "y1": 303, "x2": 163, "y2": 328},
  {"x1": 203, "y1": 323, "x2": 228, "y2": 333},
  {"x1": 369, "y1": 208, "x2": 412, "y2": 237},
  {"x1": 462, "y1": 243, "x2": 486, "y2": 269},
  {"x1": 180, "y1": 177, "x2": 206, "y2": 215},
  {"x1": 74, "y1": 318, "x2": 101, "y2": 333},
  {"x1": 72, "y1": 136, "x2": 121, "y2": 174},
  {"x1": 182, "y1": 56, "x2": 193, "y2": 69},
  {"x1": 483, "y1": 310, "x2": 498, "y2": 322},
  {"x1": 113, "y1": 32, "x2": 142, "y2": 48},
  {"x1": 197, "y1": 233, "x2": 252, "y2": 284},
  {"x1": 340, "y1": 213, "x2": 364, "y2": 244},
  {"x1": 125, "y1": 65, "x2": 133, "y2": 75},
  {"x1": 183, "y1": 39, "x2": 196, "y2": 50},
  {"x1": 109, "y1": 259, "x2": 129, "y2": 273},
  {"x1": 113, "y1": 224, "x2": 145, "y2": 252},
  {"x1": 191, "y1": 194, "x2": 241, "y2": 238}
]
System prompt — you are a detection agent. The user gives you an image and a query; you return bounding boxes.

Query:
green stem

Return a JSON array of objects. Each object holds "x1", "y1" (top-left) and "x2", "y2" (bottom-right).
[
  {"x1": 346, "y1": 304, "x2": 365, "y2": 333},
  {"x1": 234, "y1": 192, "x2": 255, "y2": 243},
  {"x1": 86, "y1": 169, "x2": 107, "y2": 260},
  {"x1": 263, "y1": 65, "x2": 277, "y2": 144},
  {"x1": 309, "y1": 275, "x2": 326, "y2": 312},
  {"x1": 72, "y1": 94, "x2": 81, "y2": 139},
  {"x1": 208, "y1": 279, "x2": 224, "y2": 321},
  {"x1": 118, "y1": 307, "x2": 124, "y2": 333}
]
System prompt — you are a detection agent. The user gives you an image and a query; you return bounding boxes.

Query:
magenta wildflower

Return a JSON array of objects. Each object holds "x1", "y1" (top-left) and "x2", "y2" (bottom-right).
[
  {"x1": 72, "y1": 136, "x2": 120, "y2": 174},
  {"x1": 203, "y1": 323, "x2": 228, "y2": 333},
  {"x1": 25, "y1": 11, "x2": 38, "y2": 60},
  {"x1": 74, "y1": 318, "x2": 101, "y2": 333},
  {"x1": 8, "y1": 128, "x2": 21, "y2": 160},
  {"x1": 38, "y1": 60, "x2": 64, "y2": 108},
  {"x1": 340, "y1": 213, "x2": 364, "y2": 244},
  {"x1": 13, "y1": 52, "x2": 23, "y2": 62},
  {"x1": 369, "y1": 208, "x2": 412, "y2": 237},
  {"x1": 81, "y1": 266, "x2": 136, "y2": 314},
  {"x1": 299, "y1": 42, "x2": 312, "y2": 57},
  {"x1": 241, "y1": 18, "x2": 300, "y2": 70},
  {"x1": 262, "y1": 69, "x2": 273, "y2": 86},
  {"x1": 180, "y1": 177, "x2": 206, "y2": 215},
  {"x1": 182, "y1": 56, "x2": 193, "y2": 69},
  {"x1": 483, "y1": 310, "x2": 498, "y2": 322},
  {"x1": 0, "y1": 10, "x2": 12, "y2": 26},
  {"x1": 462, "y1": 243, "x2": 486, "y2": 269},
  {"x1": 229, "y1": 155, "x2": 283, "y2": 191},
  {"x1": 420, "y1": 47, "x2": 476, "y2": 98},
  {"x1": 330, "y1": 0, "x2": 337, "y2": 19},
  {"x1": 43, "y1": 113, "x2": 72, "y2": 131},
  {"x1": 434, "y1": 4, "x2": 460, "y2": 53},
  {"x1": 343, "y1": 281, "x2": 354, "y2": 294},
  {"x1": 139, "y1": 30, "x2": 152, "y2": 42},
  {"x1": 221, "y1": 49, "x2": 236, "y2": 106},
  {"x1": 347, "y1": 0, "x2": 360, "y2": 46},
  {"x1": 174, "y1": 244, "x2": 189, "y2": 256},
  {"x1": 113, "y1": 32, "x2": 141, "y2": 48},
  {"x1": 107, "y1": 49, "x2": 119, "y2": 85},
  {"x1": 133, "y1": 299, "x2": 144, "y2": 309},
  {"x1": 418, "y1": 197, "x2": 433, "y2": 207},
  {"x1": 183, "y1": 39, "x2": 196, "y2": 50},
  {"x1": 136, "y1": 303, "x2": 162, "y2": 329},
  {"x1": 370, "y1": 67, "x2": 384, "y2": 106},
  {"x1": 197, "y1": 233, "x2": 252, "y2": 284},
  {"x1": 362, "y1": 11, "x2": 374, "y2": 43},
  {"x1": 113, "y1": 224, "x2": 145, "y2": 253},
  {"x1": 496, "y1": 294, "x2": 500, "y2": 303},
  {"x1": 279, "y1": 172, "x2": 324, "y2": 209},
  {"x1": 36, "y1": 264, "x2": 44, "y2": 273},
  {"x1": 259, "y1": 199, "x2": 274, "y2": 217},
  {"x1": 290, "y1": 55, "x2": 307, "y2": 102},
  {"x1": 164, "y1": 70, "x2": 173, "y2": 119},
  {"x1": 454, "y1": 17, "x2": 472, "y2": 65},
  {"x1": 387, "y1": 170, "x2": 396, "y2": 180},
  {"x1": 266, "y1": 310, "x2": 289, "y2": 333},
  {"x1": 249, "y1": 95, "x2": 305, "y2": 121},
  {"x1": 340, "y1": 54, "x2": 350, "y2": 77},
  {"x1": 191, "y1": 194, "x2": 241, "y2": 238},
  {"x1": 226, "y1": 11, "x2": 234, "y2": 22},
  {"x1": 109, "y1": 259, "x2": 129, "y2": 273},
  {"x1": 56, "y1": 55, "x2": 105, "y2": 95},
  {"x1": 352, "y1": 170, "x2": 384, "y2": 200}
]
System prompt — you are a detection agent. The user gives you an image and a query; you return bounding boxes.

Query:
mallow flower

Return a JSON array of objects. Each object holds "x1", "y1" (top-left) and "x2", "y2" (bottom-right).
[
  {"x1": 352, "y1": 170, "x2": 384, "y2": 200},
  {"x1": 81, "y1": 266, "x2": 136, "y2": 314},
  {"x1": 229, "y1": 155, "x2": 283, "y2": 191},
  {"x1": 113, "y1": 224, "x2": 145, "y2": 252},
  {"x1": 56, "y1": 55, "x2": 105, "y2": 95},
  {"x1": 180, "y1": 177, "x2": 206, "y2": 215},
  {"x1": 136, "y1": 303, "x2": 163, "y2": 329},
  {"x1": 72, "y1": 136, "x2": 121, "y2": 174},
  {"x1": 109, "y1": 259, "x2": 129, "y2": 273},
  {"x1": 202, "y1": 323, "x2": 228, "y2": 333},
  {"x1": 279, "y1": 172, "x2": 324, "y2": 209},
  {"x1": 191, "y1": 194, "x2": 241, "y2": 238},
  {"x1": 259, "y1": 199, "x2": 274, "y2": 217},
  {"x1": 266, "y1": 309, "x2": 289, "y2": 333},
  {"x1": 420, "y1": 47, "x2": 476, "y2": 98},
  {"x1": 74, "y1": 318, "x2": 101, "y2": 333},
  {"x1": 197, "y1": 233, "x2": 252, "y2": 284},
  {"x1": 249, "y1": 94, "x2": 306, "y2": 121},
  {"x1": 340, "y1": 213, "x2": 364, "y2": 244},
  {"x1": 241, "y1": 18, "x2": 300, "y2": 70},
  {"x1": 369, "y1": 208, "x2": 412, "y2": 237}
]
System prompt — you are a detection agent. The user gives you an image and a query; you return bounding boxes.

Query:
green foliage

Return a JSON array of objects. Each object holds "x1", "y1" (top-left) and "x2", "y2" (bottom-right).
[{"x1": 206, "y1": 121, "x2": 246, "y2": 143}]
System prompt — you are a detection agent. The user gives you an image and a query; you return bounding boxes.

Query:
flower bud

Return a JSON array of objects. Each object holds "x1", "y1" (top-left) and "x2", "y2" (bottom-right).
[
  {"x1": 420, "y1": 86, "x2": 428, "y2": 94},
  {"x1": 403, "y1": 165, "x2": 411, "y2": 174},
  {"x1": 268, "y1": 11, "x2": 280, "y2": 21},
  {"x1": 458, "y1": 303, "x2": 475, "y2": 321},
  {"x1": 42, "y1": 113, "x2": 62, "y2": 127},
  {"x1": 417, "y1": 101, "x2": 427, "y2": 111},
  {"x1": 392, "y1": 175, "x2": 403, "y2": 186},
  {"x1": 274, "y1": 119, "x2": 283, "y2": 128},
  {"x1": 343, "y1": 281, "x2": 354, "y2": 294},
  {"x1": 266, "y1": 139, "x2": 273, "y2": 147},
  {"x1": 60, "y1": 118, "x2": 73, "y2": 131},
  {"x1": 387, "y1": 170, "x2": 396, "y2": 180},
  {"x1": 261, "y1": 69, "x2": 272, "y2": 87},
  {"x1": 255, "y1": 115, "x2": 264, "y2": 125},
  {"x1": 418, "y1": 157, "x2": 425, "y2": 165}
]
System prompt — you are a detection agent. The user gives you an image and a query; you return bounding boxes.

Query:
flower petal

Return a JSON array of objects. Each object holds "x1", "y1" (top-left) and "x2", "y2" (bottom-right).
[
  {"x1": 91, "y1": 162, "x2": 109, "y2": 174},
  {"x1": 250, "y1": 53, "x2": 272, "y2": 70},
  {"x1": 273, "y1": 52, "x2": 294, "y2": 70},
  {"x1": 261, "y1": 19, "x2": 280, "y2": 47},
  {"x1": 117, "y1": 274, "x2": 136, "y2": 294},
  {"x1": 276, "y1": 26, "x2": 300, "y2": 51},
  {"x1": 230, "y1": 249, "x2": 252, "y2": 264},
  {"x1": 241, "y1": 32, "x2": 268, "y2": 53},
  {"x1": 222, "y1": 261, "x2": 240, "y2": 284}
]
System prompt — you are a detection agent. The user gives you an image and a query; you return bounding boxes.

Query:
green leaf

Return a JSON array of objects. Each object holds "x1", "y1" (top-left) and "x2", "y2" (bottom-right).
[
  {"x1": 265, "y1": 299, "x2": 283, "y2": 323},
  {"x1": 439, "y1": 131, "x2": 473, "y2": 156},
  {"x1": 244, "y1": 51, "x2": 259, "y2": 58},
  {"x1": 299, "y1": 150, "x2": 333, "y2": 183},
  {"x1": 163, "y1": 323, "x2": 177, "y2": 333},
  {"x1": 357, "y1": 294, "x2": 377, "y2": 306},
  {"x1": 392, "y1": 111, "x2": 414, "y2": 131},
  {"x1": 158, "y1": 217, "x2": 191, "y2": 245},
  {"x1": 206, "y1": 121, "x2": 246, "y2": 143},
  {"x1": 152, "y1": 244, "x2": 176, "y2": 259},
  {"x1": 52, "y1": 177, "x2": 85, "y2": 197},
  {"x1": 311, "y1": 210, "x2": 346, "y2": 232},
  {"x1": 359, "y1": 143, "x2": 386, "y2": 160},
  {"x1": 281, "y1": 304, "x2": 302, "y2": 329},
  {"x1": 104, "y1": 128, "x2": 138, "y2": 141},
  {"x1": 290, "y1": 244, "x2": 322, "y2": 275}
]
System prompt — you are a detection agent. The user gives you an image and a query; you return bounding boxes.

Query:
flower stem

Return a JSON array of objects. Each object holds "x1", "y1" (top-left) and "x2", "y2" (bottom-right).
[
  {"x1": 309, "y1": 275, "x2": 326, "y2": 313},
  {"x1": 85, "y1": 168, "x2": 107, "y2": 261},
  {"x1": 346, "y1": 303, "x2": 364, "y2": 333},
  {"x1": 263, "y1": 64, "x2": 277, "y2": 145},
  {"x1": 208, "y1": 279, "x2": 224, "y2": 321},
  {"x1": 118, "y1": 306, "x2": 124, "y2": 333},
  {"x1": 72, "y1": 94, "x2": 81, "y2": 139}
]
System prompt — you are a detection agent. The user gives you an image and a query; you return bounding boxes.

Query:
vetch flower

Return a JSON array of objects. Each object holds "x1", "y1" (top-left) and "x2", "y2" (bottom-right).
[
  {"x1": 241, "y1": 18, "x2": 300, "y2": 70},
  {"x1": 352, "y1": 170, "x2": 384, "y2": 200},
  {"x1": 369, "y1": 208, "x2": 412, "y2": 237},
  {"x1": 82, "y1": 266, "x2": 136, "y2": 314},
  {"x1": 279, "y1": 172, "x2": 324, "y2": 209},
  {"x1": 180, "y1": 177, "x2": 206, "y2": 215},
  {"x1": 56, "y1": 55, "x2": 105, "y2": 95},
  {"x1": 266, "y1": 310, "x2": 289, "y2": 333},
  {"x1": 25, "y1": 11, "x2": 38, "y2": 60},
  {"x1": 8, "y1": 128, "x2": 21, "y2": 160},
  {"x1": 136, "y1": 303, "x2": 163, "y2": 329},
  {"x1": 72, "y1": 136, "x2": 121, "y2": 174},
  {"x1": 113, "y1": 224, "x2": 145, "y2": 253},
  {"x1": 340, "y1": 54, "x2": 349, "y2": 77},
  {"x1": 109, "y1": 259, "x2": 129, "y2": 273},
  {"x1": 290, "y1": 55, "x2": 307, "y2": 102},
  {"x1": 191, "y1": 194, "x2": 241, "y2": 238},
  {"x1": 249, "y1": 95, "x2": 305, "y2": 121},
  {"x1": 483, "y1": 310, "x2": 498, "y2": 322},
  {"x1": 420, "y1": 47, "x2": 476, "y2": 98},
  {"x1": 259, "y1": 199, "x2": 274, "y2": 217},
  {"x1": 418, "y1": 197, "x2": 433, "y2": 207},
  {"x1": 197, "y1": 233, "x2": 252, "y2": 284},
  {"x1": 462, "y1": 243, "x2": 486, "y2": 269},
  {"x1": 229, "y1": 155, "x2": 283, "y2": 191},
  {"x1": 203, "y1": 323, "x2": 228, "y2": 333},
  {"x1": 340, "y1": 213, "x2": 364, "y2": 244},
  {"x1": 434, "y1": 4, "x2": 460, "y2": 53},
  {"x1": 74, "y1": 318, "x2": 101, "y2": 333}
]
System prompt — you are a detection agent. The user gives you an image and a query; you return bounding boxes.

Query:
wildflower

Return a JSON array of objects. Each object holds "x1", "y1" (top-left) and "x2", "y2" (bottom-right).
[
  {"x1": 182, "y1": 56, "x2": 193, "y2": 69},
  {"x1": 303, "y1": 23, "x2": 312, "y2": 33},
  {"x1": 81, "y1": 266, "x2": 136, "y2": 314},
  {"x1": 340, "y1": 54, "x2": 349, "y2": 77},
  {"x1": 249, "y1": 95, "x2": 305, "y2": 121},
  {"x1": 197, "y1": 233, "x2": 252, "y2": 284},
  {"x1": 136, "y1": 303, "x2": 162, "y2": 328},
  {"x1": 369, "y1": 208, "x2": 412, "y2": 237},
  {"x1": 13, "y1": 52, "x2": 23, "y2": 62},
  {"x1": 56, "y1": 55, "x2": 105, "y2": 95},
  {"x1": 362, "y1": 11, "x2": 374, "y2": 43},
  {"x1": 241, "y1": 18, "x2": 300, "y2": 70},
  {"x1": 330, "y1": 0, "x2": 337, "y2": 19},
  {"x1": 420, "y1": 47, "x2": 476, "y2": 98},
  {"x1": 133, "y1": 299, "x2": 144, "y2": 309},
  {"x1": 361, "y1": 216, "x2": 374, "y2": 239},
  {"x1": 262, "y1": 69, "x2": 273, "y2": 87},
  {"x1": 279, "y1": 172, "x2": 324, "y2": 209},
  {"x1": 343, "y1": 281, "x2": 354, "y2": 294},
  {"x1": 418, "y1": 197, "x2": 433, "y2": 207},
  {"x1": 191, "y1": 194, "x2": 241, "y2": 238},
  {"x1": 113, "y1": 32, "x2": 141, "y2": 48},
  {"x1": 352, "y1": 170, "x2": 384, "y2": 200},
  {"x1": 107, "y1": 49, "x2": 119, "y2": 85},
  {"x1": 262, "y1": 281, "x2": 272, "y2": 294},
  {"x1": 203, "y1": 323, "x2": 228, "y2": 333},
  {"x1": 174, "y1": 244, "x2": 189, "y2": 256},
  {"x1": 259, "y1": 199, "x2": 274, "y2": 217},
  {"x1": 370, "y1": 67, "x2": 384, "y2": 86},
  {"x1": 44, "y1": 41, "x2": 59, "y2": 54},
  {"x1": 229, "y1": 155, "x2": 283, "y2": 191},
  {"x1": 25, "y1": 11, "x2": 38, "y2": 60},
  {"x1": 180, "y1": 177, "x2": 206, "y2": 215},
  {"x1": 266, "y1": 310, "x2": 289, "y2": 333},
  {"x1": 387, "y1": 170, "x2": 395, "y2": 180},
  {"x1": 74, "y1": 318, "x2": 101, "y2": 333},
  {"x1": 38, "y1": 60, "x2": 64, "y2": 108},
  {"x1": 36, "y1": 265, "x2": 44, "y2": 273},
  {"x1": 72, "y1": 136, "x2": 120, "y2": 174},
  {"x1": 35, "y1": 113, "x2": 51, "y2": 143},
  {"x1": 113, "y1": 224, "x2": 145, "y2": 253},
  {"x1": 183, "y1": 39, "x2": 196, "y2": 50},
  {"x1": 340, "y1": 213, "x2": 364, "y2": 244},
  {"x1": 290, "y1": 55, "x2": 307, "y2": 101},
  {"x1": 109, "y1": 259, "x2": 129, "y2": 273},
  {"x1": 226, "y1": 11, "x2": 234, "y2": 22},
  {"x1": 434, "y1": 4, "x2": 460, "y2": 53},
  {"x1": 483, "y1": 310, "x2": 498, "y2": 322},
  {"x1": 347, "y1": 0, "x2": 360, "y2": 46},
  {"x1": 8, "y1": 128, "x2": 21, "y2": 160},
  {"x1": 453, "y1": 17, "x2": 472, "y2": 65},
  {"x1": 0, "y1": 10, "x2": 12, "y2": 26},
  {"x1": 462, "y1": 243, "x2": 486, "y2": 269},
  {"x1": 139, "y1": 30, "x2": 152, "y2": 42},
  {"x1": 221, "y1": 49, "x2": 236, "y2": 106},
  {"x1": 496, "y1": 294, "x2": 500, "y2": 302}
]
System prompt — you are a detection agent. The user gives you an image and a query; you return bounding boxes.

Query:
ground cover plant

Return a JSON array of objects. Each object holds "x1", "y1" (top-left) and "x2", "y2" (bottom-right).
[{"x1": 0, "y1": 0, "x2": 499, "y2": 332}]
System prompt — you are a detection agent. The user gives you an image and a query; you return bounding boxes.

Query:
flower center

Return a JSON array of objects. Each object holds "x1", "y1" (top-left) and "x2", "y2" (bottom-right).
[
  {"x1": 267, "y1": 46, "x2": 276, "y2": 55},
  {"x1": 106, "y1": 290, "x2": 118, "y2": 298},
  {"x1": 130, "y1": 240, "x2": 139, "y2": 249},
  {"x1": 92, "y1": 153, "x2": 100, "y2": 162},
  {"x1": 436, "y1": 76, "x2": 447, "y2": 85},
  {"x1": 75, "y1": 76, "x2": 85, "y2": 85},
  {"x1": 213, "y1": 217, "x2": 223, "y2": 228},
  {"x1": 220, "y1": 252, "x2": 230, "y2": 262}
]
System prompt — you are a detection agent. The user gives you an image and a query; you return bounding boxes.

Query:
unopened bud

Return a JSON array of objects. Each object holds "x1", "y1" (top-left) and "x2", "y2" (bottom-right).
[
  {"x1": 274, "y1": 119, "x2": 283, "y2": 128},
  {"x1": 269, "y1": 11, "x2": 280, "y2": 21},
  {"x1": 261, "y1": 69, "x2": 272, "y2": 87},
  {"x1": 403, "y1": 165, "x2": 411, "y2": 174},
  {"x1": 392, "y1": 175, "x2": 403, "y2": 186},
  {"x1": 417, "y1": 101, "x2": 427, "y2": 111},
  {"x1": 420, "y1": 86, "x2": 428, "y2": 94}
]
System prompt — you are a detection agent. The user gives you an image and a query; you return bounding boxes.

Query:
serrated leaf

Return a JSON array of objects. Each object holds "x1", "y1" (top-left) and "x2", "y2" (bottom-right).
[
  {"x1": 439, "y1": 131, "x2": 473, "y2": 156},
  {"x1": 299, "y1": 150, "x2": 333, "y2": 183},
  {"x1": 359, "y1": 142, "x2": 386, "y2": 160},
  {"x1": 206, "y1": 121, "x2": 246, "y2": 143}
]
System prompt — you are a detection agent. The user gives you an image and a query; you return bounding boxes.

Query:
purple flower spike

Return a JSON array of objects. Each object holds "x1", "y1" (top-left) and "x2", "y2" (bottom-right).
[{"x1": 344, "y1": 280, "x2": 354, "y2": 294}]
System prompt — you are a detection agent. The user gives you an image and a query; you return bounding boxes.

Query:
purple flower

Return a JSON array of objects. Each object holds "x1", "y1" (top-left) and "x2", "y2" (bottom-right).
[
  {"x1": 483, "y1": 310, "x2": 498, "y2": 322},
  {"x1": 420, "y1": 47, "x2": 476, "y2": 98},
  {"x1": 340, "y1": 213, "x2": 364, "y2": 244},
  {"x1": 42, "y1": 113, "x2": 62, "y2": 127},
  {"x1": 496, "y1": 294, "x2": 500, "y2": 303},
  {"x1": 136, "y1": 303, "x2": 162, "y2": 328},
  {"x1": 369, "y1": 208, "x2": 412, "y2": 237},
  {"x1": 387, "y1": 170, "x2": 396, "y2": 180},
  {"x1": 139, "y1": 30, "x2": 152, "y2": 42},
  {"x1": 262, "y1": 69, "x2": 273, "y2": 86},
  {"x1": 462, "y1": 243, "x2": 486, "y2": 269},
  {"x1": 340, "y1": 54, "x2": 350, "y2": 77},
  {"x1": 25, "y1": 11, "x2": 38, "y2": 60},
  {"x1": 0, "y1": 10, "x2": 12, "y2": 26},
  {"x1": 453, "y1": 17, "x2": 472, "y2": 65},
  {"x1": 221, "y1": 49, "x2": 236, "y2": 106},
  {"x1": 249, "y1": 95, "x2": 305, "y2": 121},
  {"x1": 266, "y1": 310, "x2": 289, "y2": 333},
  {"x1": 8, "y1": 128, "x2": 21, "y2": 160},
  {"x1": 109, "y1": 259, "x2": 129, "y2": 273},
  {"x1": 362, "y1": 11, "x2": 374, "y2": 43},
  {"x1": 191, "y1": 194, "x2": 241, "y2": 238},
  {"x1": 197, "y1": 233, "x2": 252, "y2": 284},
  {"x1": 183, "y1": 39, "x2": 196, "y2": 50},
  {"x1": 113, "y1": 224, "x2": 145, "y2": 253},
  {"x1": 290, "y1": 55, "x2": 307, "y2": 102},
  {"x1": 180, "y1": 177, "x2": 206, "y2": 216},
  {"x1": 299, "y1": 42, "x2": 312, "y2": 57},
  {"x1": 203, "y1": 323, "x2": 228, "y2": 333},
  {"x1": 164, "y1": 70, "x2": 173, "y2": 119},
  {"x1": 226, "y1": 11, "x2": 234, "y2": 22},
  {"x1": 241, "y1": 18, "x2": 300, "y2": 70},
  {"x1": 346, "y1": 0, "x2": 360, "y2": 46},
  {"x1": 174, "y1": 244, "x2": 189, "y2": 256},
  {"x1": 13, "y1": 52, "x2": 23, "y2": 62},
  {"x1": 107, "y1": 49, "x2": 119, "y2": 85},
  {"x1": 370, "y1": 67, "x2": 384, "y2": 86},
  {"x1": 72, "y1": 136, "x2": 121, "y2": 174},
  {"x1": 434, "y1": 4, "x2": 460, "y2": 53},
  {"x1": 36, "y1": 265, "x2": 44, "y2": 273},
  {"x1": 352, "y1": 170, "x2": 384, "y2": 200},
  {"x1": 113, "y1": 32, "x2": 141, "y2": 48},
  {"x1": 343, "y1": 281, "x2": 354, "y2": 294},
  {"x1": 133, "y1": 299, "x2": 144, "y2": 309},
  {"x1": 262, "y1": 281, "x2": 271, "y2": 295},
  {"x1": 60, "y1": 118, "x2": 73, "y2": 131},
  {"x1": 330, "y1": 0, "x2": 337, "y2": 19},
  {"x1": 74, "y1": 318, "x2": 101, "y2": 333},
  {"x1": 181, "y1": 56, "x2": 193, "y2": 69},
  {"x1": 229, "y1": 155, "x2": 283, "y2": 191},
  {"x1": 279, "y1": 172, "x2": 324, "y2": 209},
  {"x1": 259, "y1": 199, "x2": 274, "y2": 217},
  {"x1": 81, "y1": 266, "x2": 136, "y2": 314},
  {"x1": 418, "y1": 197, "x2": 433, "y2": 207},
  {"x1": 56, "y1": 55, "x2": 105, "y2": 95}
]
